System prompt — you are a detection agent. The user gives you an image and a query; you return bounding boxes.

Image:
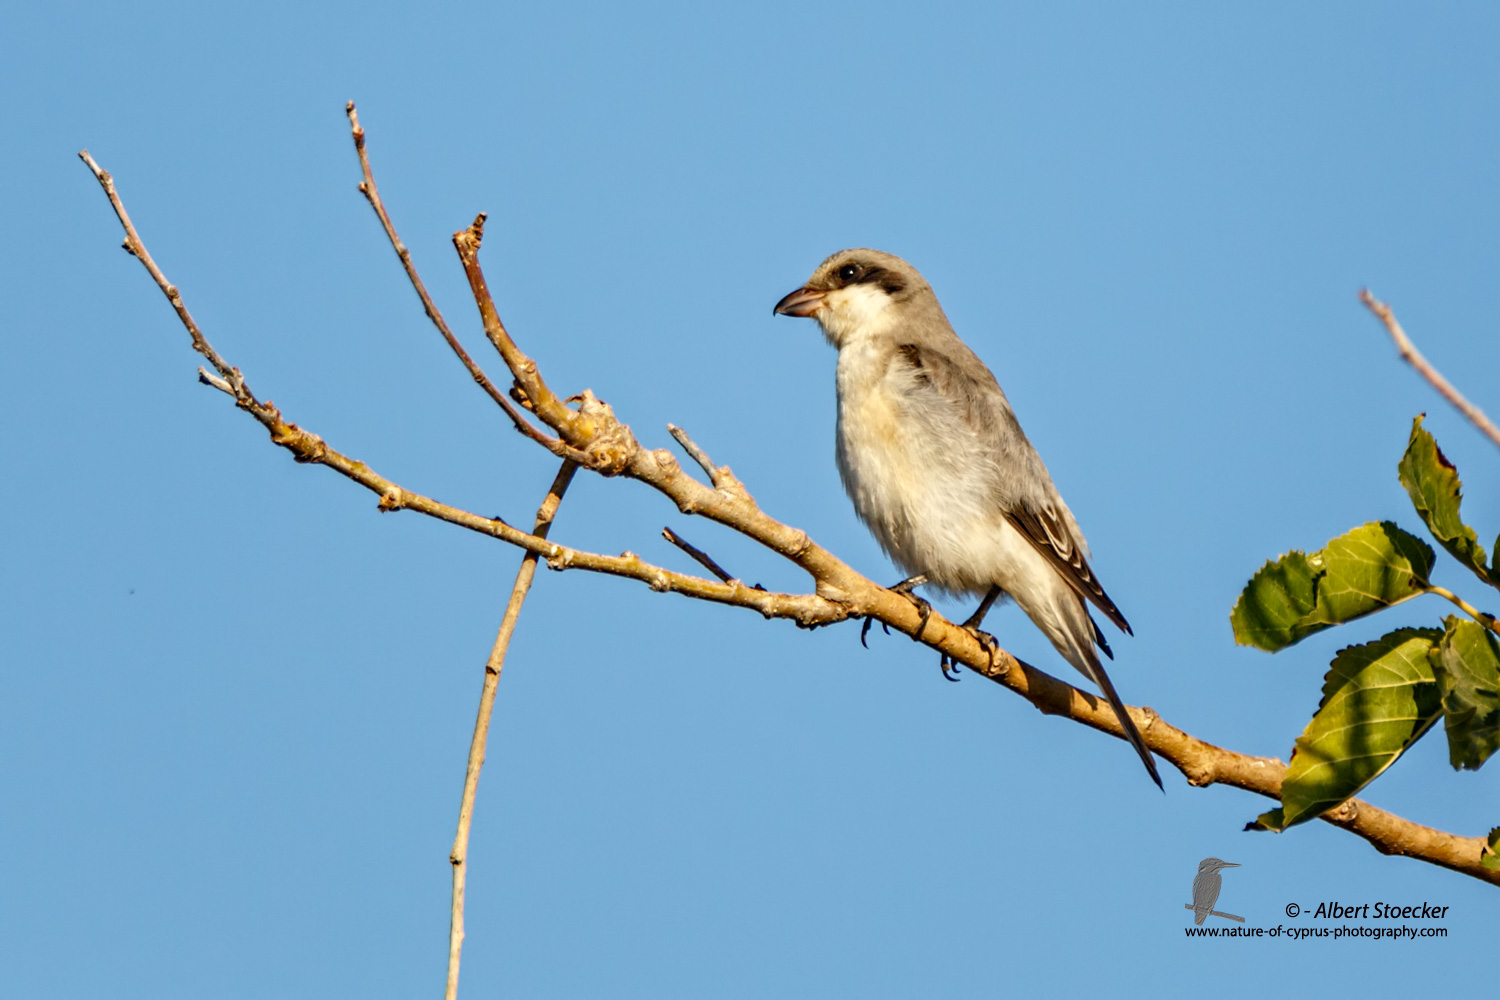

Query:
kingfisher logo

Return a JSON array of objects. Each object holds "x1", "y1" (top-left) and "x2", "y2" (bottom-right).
[
  {"x1": 1180, "y1": 860, "x2": 1453, "y2": 940},
  {"x1": 1185, "y1": 858, "x2": 1243, "y2": 925}
]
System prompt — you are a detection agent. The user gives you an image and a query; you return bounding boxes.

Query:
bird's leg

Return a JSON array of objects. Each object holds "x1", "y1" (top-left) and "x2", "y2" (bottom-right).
[{"x1": 940, "y1": 586, "x2": 1003, "y2": 679}]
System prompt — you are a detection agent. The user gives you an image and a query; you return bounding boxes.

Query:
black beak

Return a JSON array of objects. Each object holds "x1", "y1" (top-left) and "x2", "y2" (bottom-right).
[{"x1": 773, "y1": 286, "x2": 826, "y2": 317}]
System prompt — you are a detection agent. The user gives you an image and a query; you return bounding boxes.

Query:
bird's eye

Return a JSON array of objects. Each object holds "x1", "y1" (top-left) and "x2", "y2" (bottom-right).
[{"x1": 837, "y1": 263, "x2": 861, "y2": 283}]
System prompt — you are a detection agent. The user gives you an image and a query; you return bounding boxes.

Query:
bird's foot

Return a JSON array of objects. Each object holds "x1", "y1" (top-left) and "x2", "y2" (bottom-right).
[
  {"x1": 889, "y1": 575, "x2": 932, "y2": 643},
  {"x1": 960, "y1": 624, "x2": 999, "y2": 675},
  {"x1": 860, "y1": 575, "x2": 931, "y2": 648},
  {"x1": 939, "y1": 623, "x2": 999, "y2": 681}
]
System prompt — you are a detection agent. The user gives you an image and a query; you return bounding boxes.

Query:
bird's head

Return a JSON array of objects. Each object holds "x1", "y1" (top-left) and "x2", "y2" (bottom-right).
[
  {"x1": 1197, "y1": 858, "x2": 1240, "y2": 874},
  {"x1": 773, "y1": 248, "x2": 932, "y2": 348}
]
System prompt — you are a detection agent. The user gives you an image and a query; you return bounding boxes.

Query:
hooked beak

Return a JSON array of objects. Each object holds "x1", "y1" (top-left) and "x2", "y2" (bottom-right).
[{"x1": 773, "y1": 286, "x2": 826, "y2": 318}]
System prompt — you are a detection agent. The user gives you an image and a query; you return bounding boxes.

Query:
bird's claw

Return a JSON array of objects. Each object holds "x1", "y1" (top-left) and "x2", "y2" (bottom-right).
[
  {"x1": 858, "y1": 617, "x2": 895, "y2": 649},
  {"x1": 939, "y1": 626, "x2": 998, "y2": 681}
]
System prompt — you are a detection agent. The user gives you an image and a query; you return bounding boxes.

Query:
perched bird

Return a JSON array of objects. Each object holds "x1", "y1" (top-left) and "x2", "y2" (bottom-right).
[
  {"x1": 1188, "y1": 858, "x2": 1242, "y2": 924},
  {"x1": 773, "y1": 248, "x2": 1161, "y2": 788}
]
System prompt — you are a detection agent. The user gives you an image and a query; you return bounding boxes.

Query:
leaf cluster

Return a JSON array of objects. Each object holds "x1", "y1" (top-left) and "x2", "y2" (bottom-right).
[{"x1": 1232, "y1": 416, "x2": 1500, "y2": 830}]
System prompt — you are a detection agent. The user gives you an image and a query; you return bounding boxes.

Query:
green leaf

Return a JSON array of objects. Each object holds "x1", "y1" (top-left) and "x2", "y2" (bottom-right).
[
  {"x1": 1245, "y1": 808, "x2": 1285, "y2": 832},
  {"x1": 1483, "y1": 828, "x2": 1500, "y2": 872},
  {"x1": 1230, "y1": 551, "x2": 1319, "y2": 650},
  {"x1": 1399, "y1": 415, "x2": 1494, "y2": 587},
  {"x1": 1231, "y1": 522, "x2": 1435, "y2": 652},
  {"x1": 1309, "y1": 523, "x2": 1435, "y2": 624},
  {"x1": 1432, "y1": 617, "x2": 1500, "y2": 770},
  {"x1": 1275, "y1": 628, "x2": 1444, "y2": 829}
]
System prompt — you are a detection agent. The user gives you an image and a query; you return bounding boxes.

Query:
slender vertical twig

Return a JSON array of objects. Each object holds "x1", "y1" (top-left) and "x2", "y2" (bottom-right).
[
  {"x1": 447, "y1": 459, "x2": 578, "y2": 1000},
  {"x1": 1361, "y1": 290, "x2": 1500, "y2": 450}
]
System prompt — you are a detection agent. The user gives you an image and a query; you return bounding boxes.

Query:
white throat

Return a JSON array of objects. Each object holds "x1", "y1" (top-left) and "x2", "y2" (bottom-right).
[{"x1": 816, "y1": 283, "x2": 897, "y2": 349}]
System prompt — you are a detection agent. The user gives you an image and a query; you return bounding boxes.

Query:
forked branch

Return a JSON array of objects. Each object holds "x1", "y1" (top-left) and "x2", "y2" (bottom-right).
[
  {"x1": 345, "y1": 104, "x2": 586, "y2": 462},
  {"x1": 78, "y1": 139, "x2": 1500, "y2": 901}
]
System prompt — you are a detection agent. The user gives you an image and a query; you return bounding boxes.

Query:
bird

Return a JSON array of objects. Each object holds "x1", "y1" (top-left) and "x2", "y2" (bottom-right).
[
  {"x1": 773, "y1": 248, "x2": 1162, "y2": 788},
  {"x1": 1187, "y1": 858, "x2": 1242, "y2": 924}
]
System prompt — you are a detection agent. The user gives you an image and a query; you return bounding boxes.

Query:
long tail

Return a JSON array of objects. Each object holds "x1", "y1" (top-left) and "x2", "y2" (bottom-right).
[
  {"x1": 1058, "y1": 611, "x2": 1162, "y2": 789},
  {"x1": 1085, "y1": 654, "x2": 1163, "y2": 790}
]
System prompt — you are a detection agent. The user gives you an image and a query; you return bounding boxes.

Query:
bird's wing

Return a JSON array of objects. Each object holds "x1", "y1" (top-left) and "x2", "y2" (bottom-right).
[
  {"x1": 1005, "y1": 497, "x2": 1132, "y2": 635},
  {"x1": 891, "y1": 341, "x2": 1132, "y2": 636},
  {"x1": 892, "y1": 341, "x2": 1008, "y2": 439}
]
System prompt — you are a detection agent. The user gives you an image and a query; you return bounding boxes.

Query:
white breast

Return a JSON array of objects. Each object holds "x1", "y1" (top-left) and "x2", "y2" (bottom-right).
[{"x1": 833, "y1": 341, "x2": 1059, "y2": 605}]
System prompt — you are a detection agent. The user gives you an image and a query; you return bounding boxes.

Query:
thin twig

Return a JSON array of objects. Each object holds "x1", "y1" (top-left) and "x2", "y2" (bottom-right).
[
  {"x1": 78, "y1": 150, "x2": 243, "y2": 391},
  {"x1": 667, "y1": 423, "x2": 723, "y2": 486},
  {"x1": 453, "y1": 217, "x2": 596, "y2": 446},
  {"x1": 197, "y1": 368, "x2": 234, "y2": 396},
  {"x1": 447, "y1": 459, "x2": 577, "y2": 1000},
  {"x1": 1427, "y1": 585, "x2": 1500, "y2": 638},
  {"x1": 1362, "y1": 289, "x2": 1500, "y2": 450},
  {"x1": 344, "y1": 104, "x2": 587, "y2": 463},
  {"x1": 663, "y1": 527, "x2": 735, "y2": 583}
]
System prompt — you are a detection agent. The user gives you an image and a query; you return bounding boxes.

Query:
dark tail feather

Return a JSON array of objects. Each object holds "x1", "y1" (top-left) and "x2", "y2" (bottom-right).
[
  {"x1": 1088, "y1": 658, "x2": 1163, "y2": 790},
  {"x1": 1090, "y1": 613, "x2": 1113, "y2": 660}
]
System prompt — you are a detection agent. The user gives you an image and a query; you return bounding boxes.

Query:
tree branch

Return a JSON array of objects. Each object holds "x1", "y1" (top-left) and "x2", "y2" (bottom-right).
[
  {"x1": 80, "y1": 149, "x2": 1500, "y2": 899},
  {"x1": 1361, "y1": 289, "x2": 1500, "y2": 451},
  {"x1": 447, "y1": 458, "x2": 577, "y2": 1000}
]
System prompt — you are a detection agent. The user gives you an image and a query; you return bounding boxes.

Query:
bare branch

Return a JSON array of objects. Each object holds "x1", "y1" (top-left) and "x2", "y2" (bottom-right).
[
  {"x1": 79, "y1": 150, "x2": 242, "y2": 391},
  {"x1": 344, "y1": 104, "x2": 588, "y2": 463},
  {"x1": 82, "y1": 150, "x2": 1500, "y2": 890},
  {"x1": 448, "y1": 459, "x2": 578, "y2": 1000},
  {"x1": 1362, "y1": 289, "x2": 1500, "y2": 450},
  {"x1": 453, "y1": 216, "x2": 585, "y2": 443}
]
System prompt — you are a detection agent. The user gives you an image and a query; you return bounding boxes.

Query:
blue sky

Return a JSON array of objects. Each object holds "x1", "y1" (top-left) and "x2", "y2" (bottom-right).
[{"x1": 4, "y1": 2, "x2": 1498, "y2": 996}]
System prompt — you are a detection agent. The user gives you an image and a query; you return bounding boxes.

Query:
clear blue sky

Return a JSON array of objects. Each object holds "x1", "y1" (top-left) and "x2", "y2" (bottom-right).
[{"x1": 4, "y1": 2, "x2": 1497, "y2": 996}]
